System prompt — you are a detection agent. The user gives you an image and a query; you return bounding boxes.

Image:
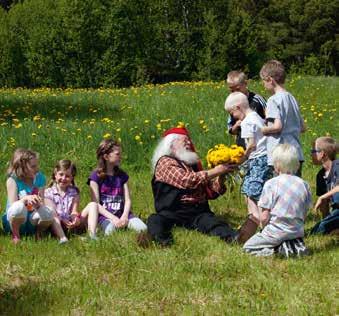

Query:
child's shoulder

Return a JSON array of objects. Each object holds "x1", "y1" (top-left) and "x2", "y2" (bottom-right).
[{"x1": 68, "y1": 185, "x2": 80, "y2": 195}]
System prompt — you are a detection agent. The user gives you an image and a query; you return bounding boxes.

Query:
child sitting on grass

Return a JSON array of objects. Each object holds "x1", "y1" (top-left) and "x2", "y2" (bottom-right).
[
  {"x1": 2, "y1": 148, "x2": 62, "y2": 244},
  {"x1": 87, "y1": 139, "x2": 147, "y2": 235},
  {"x1": 309, "y1": 137, "x2": 338, "y2": 235},
  {"x1": 243, "y1": 144, "x2": 311, "y2": 257},
  {"x1": 44, "y1": 159, "x2": 99, "y2": 241},
  {"x1": 224, "y1": 92, "x2": 270, "y2": 243}
]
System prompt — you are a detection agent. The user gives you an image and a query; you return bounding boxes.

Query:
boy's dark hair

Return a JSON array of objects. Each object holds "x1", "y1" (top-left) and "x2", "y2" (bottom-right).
[{"x1": 260, "y1": 60, "x2": 286, "y2": 84}]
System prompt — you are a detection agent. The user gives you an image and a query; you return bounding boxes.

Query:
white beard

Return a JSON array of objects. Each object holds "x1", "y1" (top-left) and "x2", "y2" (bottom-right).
[{"x1": 175, "y1": 148, "x2": 199, "y2": 165}]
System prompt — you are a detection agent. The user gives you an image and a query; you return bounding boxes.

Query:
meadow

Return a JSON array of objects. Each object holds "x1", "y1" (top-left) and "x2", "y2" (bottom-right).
[{"x1": 0, "y1": 76, "x2": 338, "y2": 315}]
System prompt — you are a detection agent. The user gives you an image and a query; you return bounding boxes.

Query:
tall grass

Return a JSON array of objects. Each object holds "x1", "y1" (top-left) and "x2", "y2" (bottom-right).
[{"x1": 0, "y1": 76, "x2": 338, "y2": 315}]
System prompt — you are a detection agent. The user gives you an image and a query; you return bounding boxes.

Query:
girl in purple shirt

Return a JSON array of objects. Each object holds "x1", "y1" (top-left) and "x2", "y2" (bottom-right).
[
  {"x1": 88, "y1": 139, "x2": 147, "y2": 235},
  {"x1": 45, "y1": 160, "x2": 99, "y2": 240}
]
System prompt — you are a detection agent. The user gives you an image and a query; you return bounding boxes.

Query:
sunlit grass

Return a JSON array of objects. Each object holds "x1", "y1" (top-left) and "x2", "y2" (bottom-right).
[{"x1": 0, "y1": 76, "x2": 338, "y2": 315}]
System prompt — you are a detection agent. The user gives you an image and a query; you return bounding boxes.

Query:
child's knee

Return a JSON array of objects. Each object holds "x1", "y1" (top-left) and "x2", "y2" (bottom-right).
[
  {"x1": 7, "y1": 201, "x2": 27, "y2": 222},
  {"x1": 30, "y1": 206, "x2": 54, "y2": 226},
  {"x1": 128, "y1": 218, "x2": 147, "y2": 232},
  {"x1": 101, "y1": 220, "x2": 116, "y2": 235}
]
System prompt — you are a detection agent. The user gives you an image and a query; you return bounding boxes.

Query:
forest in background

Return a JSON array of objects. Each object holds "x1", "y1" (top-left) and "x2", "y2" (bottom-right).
[{"x1": 0, "y1": 0, "x2": 338, "y2": 88}]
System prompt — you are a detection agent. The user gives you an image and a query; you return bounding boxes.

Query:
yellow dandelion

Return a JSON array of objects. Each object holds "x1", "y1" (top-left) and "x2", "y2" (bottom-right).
[
  {"x1": 103, "y1": 133, "x2": 111, "y2": 139},
  {"x1": 135, "y1": 135, "x2": 141, "y2": 141}
]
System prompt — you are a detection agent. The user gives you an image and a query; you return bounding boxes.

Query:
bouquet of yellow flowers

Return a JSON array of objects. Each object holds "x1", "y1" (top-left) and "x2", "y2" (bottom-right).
[{"x1": 206, "y1": 144, "x2": 245, "y2": 168}]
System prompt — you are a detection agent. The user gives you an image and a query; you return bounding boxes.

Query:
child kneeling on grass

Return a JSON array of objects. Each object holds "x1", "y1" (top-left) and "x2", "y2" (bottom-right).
[{"x1": 243, "y1": 144, "x2": 312, "y2": 257}]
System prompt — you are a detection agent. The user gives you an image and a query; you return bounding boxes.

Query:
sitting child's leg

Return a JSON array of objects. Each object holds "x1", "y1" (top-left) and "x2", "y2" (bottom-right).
[
  {"x1": 310, "y1": 209, "x2": 339, "y2": 235},
  {"x1": 81, "y1": 202, "x2": 99, "y2": 238},
  {"x1": 50, "y1": 211, "x2": 68, "y2": 244},
  {"x1": 128, "y1": 217, "x2": 147, "y2": 232},
  {"x1": 7, "y1": 200, "x2": 27, "y2": 243},
  {"x1": 101, "y1": 219, "x2": 116, "y2": 235},
  {"x1": 30, "y1": 206, "x2": 54, "y2": 239}
]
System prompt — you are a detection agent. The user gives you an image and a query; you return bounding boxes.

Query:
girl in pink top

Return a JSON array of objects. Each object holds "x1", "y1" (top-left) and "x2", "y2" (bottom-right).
[{"x1": 45, "y1": 160, "x2": 99, "y2": 240}]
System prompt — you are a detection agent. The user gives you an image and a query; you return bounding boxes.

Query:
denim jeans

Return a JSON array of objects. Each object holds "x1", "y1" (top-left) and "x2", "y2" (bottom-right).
[{"x1": 310, "y1": 208, "x2": 339, "y2": 235}]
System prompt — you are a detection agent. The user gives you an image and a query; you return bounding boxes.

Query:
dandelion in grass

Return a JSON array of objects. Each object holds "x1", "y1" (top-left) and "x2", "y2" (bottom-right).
[
  {"x1": 103, "y1": 133, "x2": 111, "y2": 139},
  {"x1": 135, "y1": 135, "x2": 141, "y2": 141}
]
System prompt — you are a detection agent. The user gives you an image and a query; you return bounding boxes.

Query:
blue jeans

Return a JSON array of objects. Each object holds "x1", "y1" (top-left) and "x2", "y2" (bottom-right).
[{"x1": 310, "y1": 208, "x2": 339, "y2": 235}]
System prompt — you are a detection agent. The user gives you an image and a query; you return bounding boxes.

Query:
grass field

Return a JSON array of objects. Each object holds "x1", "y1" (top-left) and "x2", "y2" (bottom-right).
[{"x1": 0, "y1": 76, "x2": 338, "y2": 315}]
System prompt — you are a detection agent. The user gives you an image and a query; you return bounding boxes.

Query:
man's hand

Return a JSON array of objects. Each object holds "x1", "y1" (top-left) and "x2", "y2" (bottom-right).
[{"x1": 213, "y1": 163, "x2": 238, "y2": 175}]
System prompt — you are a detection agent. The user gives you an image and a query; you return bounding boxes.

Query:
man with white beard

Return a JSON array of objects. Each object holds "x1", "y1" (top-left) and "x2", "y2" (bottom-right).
[{"x1": 138, "y1": 127, "x2": 237, "y2": 247}]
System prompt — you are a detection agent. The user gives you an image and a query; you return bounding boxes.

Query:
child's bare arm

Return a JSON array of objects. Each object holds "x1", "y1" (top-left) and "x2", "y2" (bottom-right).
[
  {"x1": 89, "y1": 181, "x2": 100, "y2": 203},
  {"x1": 314, "y1": 185, "x2": 339, "y2": 211},
  {"x1": 6, "y1": 177, "x2": 18, "y2": 205},
  {"x1": 260, "y1": 208, "x2": 271, "y2": 228},
  {"x1": 116, "y1": 183, "x2": 132, "y2": 228},
  {"x1": 262, "y1": 118, "x2": 282, "y2": 135}
]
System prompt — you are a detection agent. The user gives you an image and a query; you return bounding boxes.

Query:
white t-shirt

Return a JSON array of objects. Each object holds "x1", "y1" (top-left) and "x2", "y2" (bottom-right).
[
  {"x1": 241, "y1": 111, "x2": 267, "y2": 159},
  {"x1": 266, "y1": 91, "x2": 304, "y2": 165}
]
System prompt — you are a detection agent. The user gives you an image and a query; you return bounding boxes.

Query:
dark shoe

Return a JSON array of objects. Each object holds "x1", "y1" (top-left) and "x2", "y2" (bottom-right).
[
  {"x1": 236, "y1": 215, "x2": 259, "y2": 244},
  {"x1": 137, "y1": 232, "x2": 154, "y2": 248}
]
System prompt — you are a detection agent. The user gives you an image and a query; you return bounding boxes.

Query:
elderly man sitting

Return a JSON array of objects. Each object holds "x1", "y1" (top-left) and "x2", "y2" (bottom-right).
[{"x1": 138, "y1": 127, "x2": 237, "y2": 247}]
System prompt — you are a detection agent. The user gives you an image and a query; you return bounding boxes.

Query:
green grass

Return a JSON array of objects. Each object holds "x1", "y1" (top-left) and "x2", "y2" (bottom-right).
[{"x1": 0, "y1": 76, "x2": 338, "y2": 315}]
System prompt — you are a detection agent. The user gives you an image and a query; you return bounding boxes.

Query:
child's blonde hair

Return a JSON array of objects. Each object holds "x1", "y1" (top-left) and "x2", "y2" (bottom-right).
[
  {"x1": 7, "y1": 148, "x2": 39, "y2": 179},
  {"x1": 315, "y1": 137, "x2": 338, "y2": 161},
  {"x1": 224, "y1": 91, "x2": 249, "y2": 112},
  {"x1": 272, "y1": 144, "x2": 299, "y2": 174},
  {"x1": 96, "y1": 139, "x2": 122, "y2": 179},
  {"x1": 49, "y1": 159, "x2": 77, "y2": 187},
  {"x1": 260, "y1": 60, "x2": 286, "y2": 84},
  {"x1": 226, "y1": 71, "x2": 247, "y2": 85}
]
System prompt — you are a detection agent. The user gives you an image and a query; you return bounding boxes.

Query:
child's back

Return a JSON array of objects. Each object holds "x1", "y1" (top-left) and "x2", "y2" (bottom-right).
[
  {"x1": 266, "y1": 90, "x2": 304, "y2": 165},
  {"x1": 260, "y1": 173, "x2": 311, "y2": 240}
]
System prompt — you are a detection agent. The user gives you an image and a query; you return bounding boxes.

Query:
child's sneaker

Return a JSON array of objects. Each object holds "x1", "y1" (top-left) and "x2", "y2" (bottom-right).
[
  {"x1": 59, "y1": 237, "x2": 69, "y2": 245},
  {"x1": 12, "y1": 236, "x2": 20, "y2": 245},
  {"x1": 89, "y1": 233, "x2": 98, "y2": 241}
]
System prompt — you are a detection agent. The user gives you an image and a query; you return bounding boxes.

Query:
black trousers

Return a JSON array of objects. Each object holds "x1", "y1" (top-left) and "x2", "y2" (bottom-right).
[{"x1": 147, "y1": 206, "x2": 235, "y2": 246}]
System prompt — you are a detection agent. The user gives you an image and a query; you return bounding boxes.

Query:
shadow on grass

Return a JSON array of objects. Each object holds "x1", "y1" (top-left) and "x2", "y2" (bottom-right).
[
  {"x1": 0, "y1": 278, "x2": 52, "y2": 316},
  {"x1": 0, "y1": 94, "x2": 122, "y2": 121}
]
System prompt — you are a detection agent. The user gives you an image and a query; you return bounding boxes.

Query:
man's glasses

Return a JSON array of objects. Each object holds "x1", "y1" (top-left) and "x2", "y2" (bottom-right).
[{"x1": 310, "y1": 149, "x2": 321, "y2": 154}]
